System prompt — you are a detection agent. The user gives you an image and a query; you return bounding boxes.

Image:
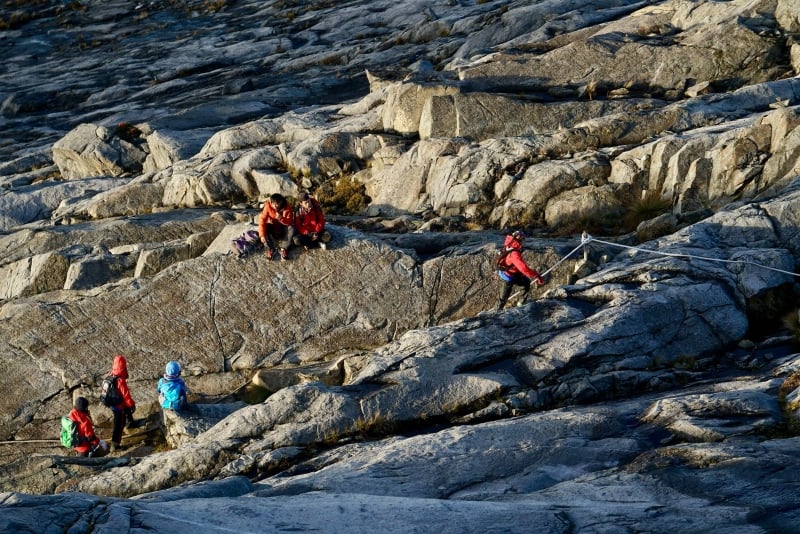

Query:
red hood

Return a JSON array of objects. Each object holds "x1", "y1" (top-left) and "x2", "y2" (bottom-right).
[
  {"x1": 111, "y1": 354, "x2": 128, "y2": 378},
  {"x1": 503, "y1": 234, "x2": 523, "y2": 251}
]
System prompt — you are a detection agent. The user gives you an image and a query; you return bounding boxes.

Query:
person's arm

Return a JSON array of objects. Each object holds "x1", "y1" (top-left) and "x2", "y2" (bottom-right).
[
  {"x1": 117, "y1": 377, "x2": 136, "y2": 410},
  {"x1": 310, "y1": 205, "x2": 325, "y2": 234},
  {"x1": 79, "y1": 417, "x2": 100, "y2": 449},
  {"x1": 509, "y1": 252, "x2": 544, "y2": 283},
  {"x1": 258, "y1": 204, "x2": 270, "y2": 241}
]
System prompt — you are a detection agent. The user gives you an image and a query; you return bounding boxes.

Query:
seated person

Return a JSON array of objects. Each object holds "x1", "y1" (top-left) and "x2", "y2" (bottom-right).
[
  {"x1": 69, "y1": 396, "x2": 107, "y2": 457},
  {"x1": 293, "y1": 192, "x2": 331, "y2": 250},
  {"x1": 258, "y1": 193, "x2": 295, "y2": 260},
  {"x1": 157, "y1": 361, "x2": 189, "y2": 411}
]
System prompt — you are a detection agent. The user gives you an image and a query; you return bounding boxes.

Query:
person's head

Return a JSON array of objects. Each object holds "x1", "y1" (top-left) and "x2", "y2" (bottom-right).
[
  {"x1": 269, "y1": 193, "x2": 286, "y2": 209},
  {"x1": 511, "y1": 230, "x2": 526, "y2": 243},
  {"x1": 74, "y1": 396, "x2": 89, "y2": 412},
  {"x1": 298, "y1": 191, "x2": 310, "y2": 205},
  {"x1": 112, "y1": 354, "x2": 128, "y2": 377},
  {"x1": 165, "y1": 360, "x2": 181, "y2": 378}
]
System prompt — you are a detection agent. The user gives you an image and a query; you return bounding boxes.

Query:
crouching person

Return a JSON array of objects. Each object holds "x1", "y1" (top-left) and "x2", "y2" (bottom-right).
[
  {"x1": 158, "y1": 361, "x2": 189, "y2": 411},
  {"x1": 293, "y1": 192, "x2": 331, "y2": 250},
  {"x1": 70, "y1": 396, "x2": 107, "y2": 457}
]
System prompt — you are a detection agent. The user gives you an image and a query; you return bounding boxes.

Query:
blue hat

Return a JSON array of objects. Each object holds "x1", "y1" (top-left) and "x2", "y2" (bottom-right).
[
  {"x1": 165, "y1": 361, "x2": 181, "y2": 377},
  {"x1": 512, "y1": 230, "x2": 527, "y2": 241}
]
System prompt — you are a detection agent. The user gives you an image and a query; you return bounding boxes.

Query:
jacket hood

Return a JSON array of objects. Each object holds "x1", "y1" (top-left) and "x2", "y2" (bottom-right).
[
  {"x1": 503, "y1": 234, "x2": 523, "y2": 251},
  {"x1": 165, "y1": 360, "x2": 181, "y2": 378},
  {"x1": 111, "y1": 354, "x2": 128, "y2": 378}
]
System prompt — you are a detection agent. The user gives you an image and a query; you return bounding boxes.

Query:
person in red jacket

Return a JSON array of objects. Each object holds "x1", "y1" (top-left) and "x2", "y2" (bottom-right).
[
  {"x1": 259, "y1": 193, "x2": 295, "y2": 260},
  {"x1": 293, "y1": 192, "x2": 331, "y2": 251},
  {"x1": 69, "y1": 396, "x2": 107, "y2": 457},
  {"x1": 496, "y1": 230, "x2": 545, "y2": 310},
  {"x1": 107, "y1": 354, "x2": 137, "y2": 452}
]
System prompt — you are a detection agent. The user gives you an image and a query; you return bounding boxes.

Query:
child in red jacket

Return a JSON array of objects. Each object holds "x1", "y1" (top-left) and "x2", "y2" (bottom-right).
[
  {"x1": 107, "y1": 354, "x2": 138, "y2": 452},
  {"x1": 496, "y1": 230, "x2": 545, "y2": 310},
  {"x1": 69, "y1": 396, "x2": 107, "y2": 457},
  {"x1": 293, "y1": 192, "x2": 331, "y2": 251}
]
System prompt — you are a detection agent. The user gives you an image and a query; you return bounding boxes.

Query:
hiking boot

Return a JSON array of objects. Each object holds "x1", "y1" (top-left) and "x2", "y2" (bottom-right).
[
  {"x1": 280, "y1": 248, "x2": 289, "y2": 261},
  {"x1": 265, "y1": 248, "x2": 274, "y2": 260},
  {"x1": 110, "y1": 442, "x2": 121, "y2": 453}
]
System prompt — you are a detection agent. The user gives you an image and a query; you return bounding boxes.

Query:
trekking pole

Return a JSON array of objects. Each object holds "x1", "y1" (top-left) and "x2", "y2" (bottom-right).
[
  {"x1": 212, "y1": 379, "x2": 251, "y2": 403},
  {"x1": 507, "y1": 290, "x2": 525, "y2": 301},
  {"x1": 0, "y1": 439, "x2": 61, "y2": 445}
]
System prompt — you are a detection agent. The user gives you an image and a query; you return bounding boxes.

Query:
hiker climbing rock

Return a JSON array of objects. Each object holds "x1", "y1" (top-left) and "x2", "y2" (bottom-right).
[
  {"x1": 67, "y1": 396, "x2": 107, "y2": 457},
  {"x1": 157, "y1": 360, "x2": 189, "y2": 411},
  {"x1": 259, "y1": 193, "x2": 295, "y2": 261},
  {"x1": 293, "y1": 192, "x2": 331, "y2": 251},
  {"x1": 495, "y1": 230, "x2": 545, "y2": 310},
  {"x1": 105, "y1": 354, "x2": 139, "y2": 452}
]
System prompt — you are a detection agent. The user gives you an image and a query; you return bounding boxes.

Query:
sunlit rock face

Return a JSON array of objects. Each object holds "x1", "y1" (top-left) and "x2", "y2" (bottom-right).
[{"x1": 2, "y1": 0, "x2": 800, "y2": 532}]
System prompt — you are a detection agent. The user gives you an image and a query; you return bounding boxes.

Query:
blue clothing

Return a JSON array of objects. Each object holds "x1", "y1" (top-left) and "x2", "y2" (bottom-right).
[{"x1": 157, "y1": 375, "x2": 188, "y2": 410}]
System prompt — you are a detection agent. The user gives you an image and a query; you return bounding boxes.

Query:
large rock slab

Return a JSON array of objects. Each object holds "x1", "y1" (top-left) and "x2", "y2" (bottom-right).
[{"x1": 52, "y1": 123, "x2": 148, "y2": 180}]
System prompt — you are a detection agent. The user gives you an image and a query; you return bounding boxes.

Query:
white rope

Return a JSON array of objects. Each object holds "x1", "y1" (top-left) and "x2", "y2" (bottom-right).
[
  {"x1": 577, "y1": 231, "x2": 799, "y2": 277},
  {"x1": 539, "y1": 241, "x2": 587, "y2": 277}
]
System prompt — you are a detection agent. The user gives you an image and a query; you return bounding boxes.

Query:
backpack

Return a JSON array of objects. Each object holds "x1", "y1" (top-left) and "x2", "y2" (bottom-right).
[
  {"x1": 160, "y1": 379, "x2": 185, "y2": 410},
  {"x1": 99, "y1": 376, "x2": 122, "y2": 407},
  {"x1": 496, "y1": 247, "x2": 512, "y2": 270},
  {"x1": 60, "y1": 416, "x2": 79, "y2": 448},
  {"x1": 232, "y1": 229, "x2": 263, "y2": 258}
]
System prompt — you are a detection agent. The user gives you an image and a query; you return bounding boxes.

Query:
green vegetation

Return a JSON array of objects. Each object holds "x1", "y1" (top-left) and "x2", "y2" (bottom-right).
[
  {"x1": 0, "y1": 0, "x2": 86, "y2": 30},
  {"x1": 622, "y1": 189, "x2": 672, "y2": 232},
  {"x1": 782, "y1": 309, "x2": 800, "y2": 345},
  {"x1": 203, "y1": 0, "x2": 228, "y2": 13},
  {"x1": 316, "y1": 176, "x2": 371, "y2": 215},
  {"x1": 355, "y1": 413, "x2": 396, "y2": 438},
  {"x1": 552, "y1": 211, "x2": 623, "y2": 238}
]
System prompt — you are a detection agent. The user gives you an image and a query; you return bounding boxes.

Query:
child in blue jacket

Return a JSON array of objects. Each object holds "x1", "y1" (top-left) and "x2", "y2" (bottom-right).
[{"x1": 157, "y1": 361, "x2": 189, "y2": 410}]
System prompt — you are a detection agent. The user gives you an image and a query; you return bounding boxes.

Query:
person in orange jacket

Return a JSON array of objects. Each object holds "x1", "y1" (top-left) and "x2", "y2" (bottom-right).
[
  {"x1": 107, "y1": 354, "x2": 137, "y2": 452},
  {"x1": 293, "y1": 192, "x2": 331, "y2": 250},
  {"x1": 258, "y1": 193, "x2": 295, "y2": 260},
  {"x1": 495, "y1": 230, "x2": 545, "y2": 310},
  {"x1": 69, "y1": 396, "x2": 107, "y2": 457}
]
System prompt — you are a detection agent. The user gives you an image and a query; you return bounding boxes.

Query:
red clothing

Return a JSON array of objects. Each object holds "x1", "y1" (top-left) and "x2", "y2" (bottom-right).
[
  {"x1": 68, "y1": 407, "x2": 100, "y2": 455},
  {"x1": 294, "y1": 197, "x2": 325, "y2": 236},
  {"x1": 258, "y1": 201, "x2": 294, "y2": 239},
  {"x1": 110, "y1": 354, "x2": 136, "y2": 411},
  {"x1": 498, "y1": 234, "x2": 542, "y2": 281}
]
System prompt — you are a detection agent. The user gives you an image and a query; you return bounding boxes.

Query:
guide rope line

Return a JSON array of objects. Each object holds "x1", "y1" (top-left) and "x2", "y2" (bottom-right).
[
  {"x1": 539, "y1": 240, "x2": 588, "y2": 277},
  {"x1": 564, "y1": 231, "x2": 799, "y2": 278}
]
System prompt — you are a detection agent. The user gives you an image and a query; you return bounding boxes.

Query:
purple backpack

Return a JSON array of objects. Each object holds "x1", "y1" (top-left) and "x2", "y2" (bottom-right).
[{"x1": 232, "y1": 229, "x2": 263, "y2": 258}]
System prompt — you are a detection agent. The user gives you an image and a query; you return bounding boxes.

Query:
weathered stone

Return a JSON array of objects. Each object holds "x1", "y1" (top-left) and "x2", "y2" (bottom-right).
[
  {"x1": 161, "y1": 402, "x2": 246, "y2": 448},
  {"x1": 382, "y1": 82, "x2": 460, "y2": 135},
  {"x1": 544, "y1": 183, "x2": 633, "y2": 228},
  {"x1": 143, "y1": 128, "x2": 214, "y2": 173},
  {"x1": 85, "y1": 181, "x2": 165, "y2": 219},
  {"x1": 52, "y1": 124, "x2": 148, "y2": 180},
  {"x1": 458, "y1": 9, "x2": 784, "y2": 96},
  {"x1": 0, "y1": 251, "x2": 71, "y2": 301},
  {"x1": 63, "y1": 251, "x2": 138, "y2": 290},
  {"x1": 4, "y1": 1, "x2": 800, "y2": 531},
  {"x1": 420, "y1": 93, "x2": 663, "y2": 141}
]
